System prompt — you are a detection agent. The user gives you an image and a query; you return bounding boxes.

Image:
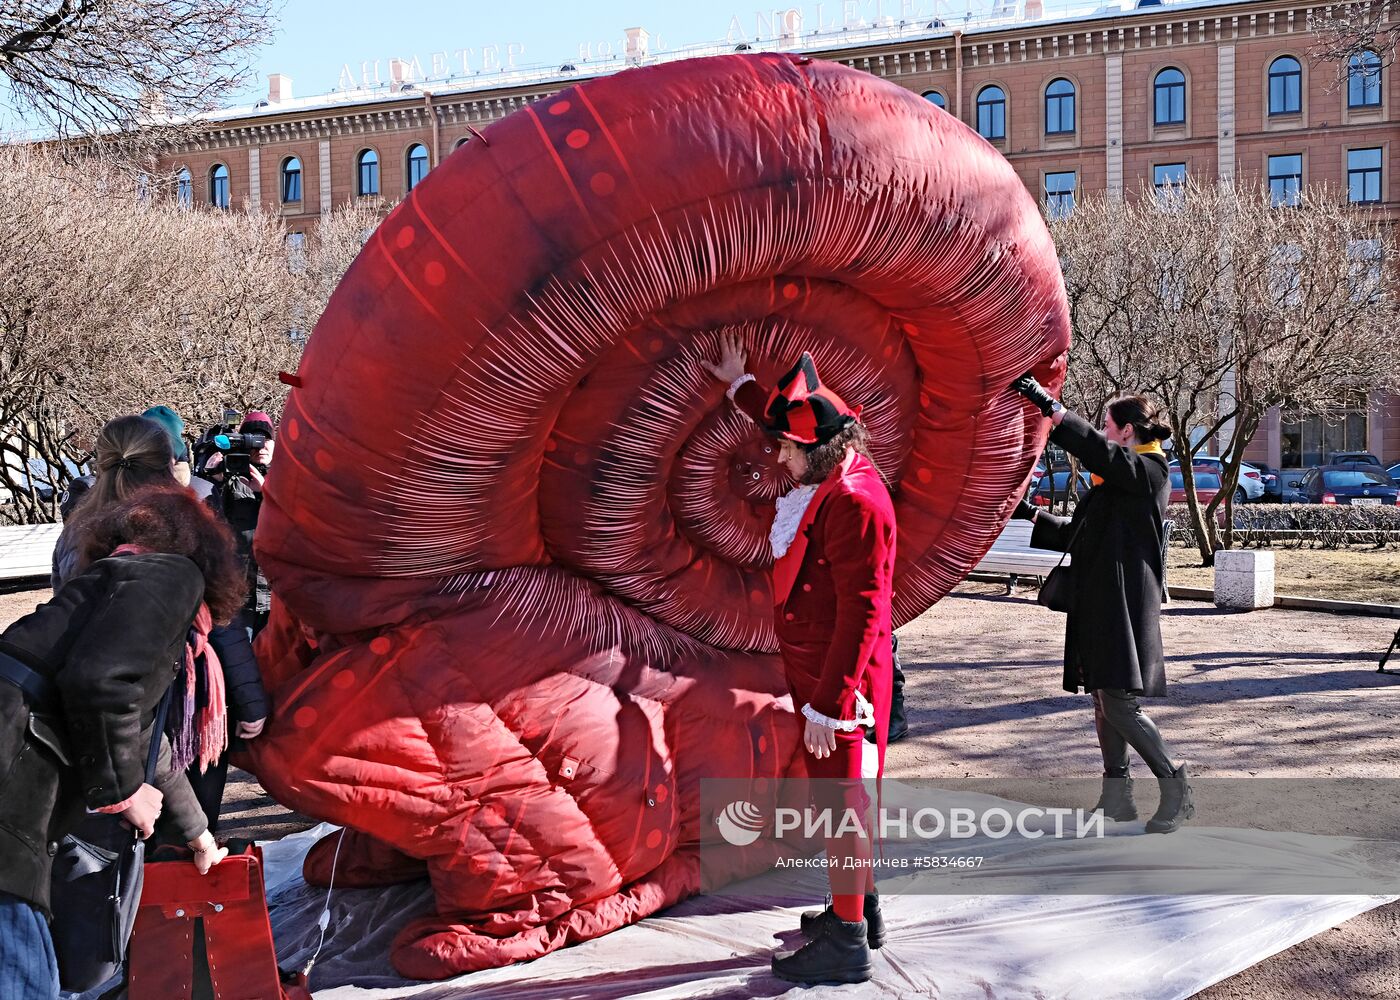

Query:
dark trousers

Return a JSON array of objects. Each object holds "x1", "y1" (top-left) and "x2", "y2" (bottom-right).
[
  {"x1": 1092, "y1": 688, "x2": 1177, "y2": 778},
  {"x1": 186, "y1": 753, "x2": 231, "y2": 833}
]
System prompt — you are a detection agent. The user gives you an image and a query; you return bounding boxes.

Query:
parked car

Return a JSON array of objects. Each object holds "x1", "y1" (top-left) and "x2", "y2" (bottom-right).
[
  {"x1": 1291, "y1": 466, "x2": 1400, "y2": 506},
  {"x1": 1326, "y1": 451, "x2": 1383, "y2": 468},
  {"x1": 1254, "y1": 463, "x2": 1285, "y2": 502},
  {"x1": 1277, "y1": 470, "x2": 1313, "y2": 504},
  {"x1": 1387, "y1": 462, "x2": 1400, "y2": 484},
  {"x1": 1027, "y1": 469, "x2": 1092, "y2": 506},
  {"x1": 1168, "y1": 470, "x2": 1222, "y2": 505},
  {"x1": 1167, "y1": 456, "x2": 1262, "y2": 504}
]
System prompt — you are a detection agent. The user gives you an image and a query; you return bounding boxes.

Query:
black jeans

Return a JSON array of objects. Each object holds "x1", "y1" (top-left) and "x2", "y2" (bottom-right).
[{"x1": 1092, "y1": 688, "x2": 1176, "y2": 778}]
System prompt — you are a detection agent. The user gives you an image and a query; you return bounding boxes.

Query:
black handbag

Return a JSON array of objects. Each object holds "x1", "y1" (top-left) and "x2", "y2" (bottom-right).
[
  {"x1": 1036, "y1": 514, "x2": 1088, "y2": 615},
  {"x1": 50, "y1": 688, "x2": 172, "y2": 993}
]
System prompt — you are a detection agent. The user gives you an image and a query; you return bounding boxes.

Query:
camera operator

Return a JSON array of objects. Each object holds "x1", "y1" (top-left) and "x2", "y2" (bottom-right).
[{"x1": 203, "y1": 411, "x2": 275, "y2": 639}]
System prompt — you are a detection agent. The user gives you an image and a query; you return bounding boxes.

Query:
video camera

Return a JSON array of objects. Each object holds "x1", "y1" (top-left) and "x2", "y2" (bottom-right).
[{"x1": 211, "y1": 431, "x2": 269, "y2": 479}]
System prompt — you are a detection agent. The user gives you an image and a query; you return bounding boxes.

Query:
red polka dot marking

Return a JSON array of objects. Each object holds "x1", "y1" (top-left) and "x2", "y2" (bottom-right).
[
  {"x1": 424, "y1": 261, "x2": 446, "y2": 286},
  {"x1": 654, "y1": 784, "x2": 669, "y2": 803},
  {"x1": 645, "y1": 829, "x2": 663, "y2": 850},
  {"x1": 370, "y1": 636, "x2": 391, "y2": 655},
  {"x1": 648, "y1": 338, "x2": 663, "y2": 353},
  {"x1": 332, "y1": 670, "x2": 356, "y2": 690},
  {"x1": 544, "y1": 439, "x2": 558, "y2": 453},
  {"x1": 314, "y1": 450, "x2": 334, "y2": 472},
  {"x1": 903, "y1": 322, "x2": 919, "y2": 336},
  {"x1": 549, "y1": 100, "x2": 571, "y2": 115},
  {"x1": 395, "y1": 226, "x2": 416, "y2": 249},
  {"x1": 749, "y1": 589, "x2": 765, "y2": 603},
  {"x1": 566, "y1": 129, "x2": 590, "y2": 149},
  {"x1": 920, "y1": 393, "x2": 931, "y2": 409},
  {"x1": 758, "y1": 735, "x2": 768, "y2": 754},
  {"x1": 782, "y1": 282, "x2": 800, "y2": 300},
  {"x1": 916, "y1": 468, "x2": 933, "y2": 484},
  {"x1": 286, "y1": 419, "x2": 301, "y2": 441},
  {"x1": 294, "y1": 707, "x2": 318, "y2": 728},
  {"x1": 589, "y1": 172, "x2": 616, "y2": 196}
]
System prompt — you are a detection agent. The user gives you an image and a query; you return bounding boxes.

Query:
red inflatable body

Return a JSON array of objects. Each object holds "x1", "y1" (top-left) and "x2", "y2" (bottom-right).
[{"x1": 244, "y1": 52, "x2": 1068, "y2": 979}]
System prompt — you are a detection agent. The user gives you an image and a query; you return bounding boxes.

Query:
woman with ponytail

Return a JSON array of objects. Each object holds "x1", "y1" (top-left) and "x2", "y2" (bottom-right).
[{"x1": 1009, "y1": 382, "x2": 1194, "y2": 835}]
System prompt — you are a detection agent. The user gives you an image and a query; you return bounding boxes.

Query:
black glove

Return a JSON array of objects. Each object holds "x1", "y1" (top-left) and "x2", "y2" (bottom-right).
[
  {"x1": 1011, "y1": 372, "x2": 1058, "y2": 417},
  {"x1": 1012, "y1": 499, "x2": 1038, "y2": 521}
]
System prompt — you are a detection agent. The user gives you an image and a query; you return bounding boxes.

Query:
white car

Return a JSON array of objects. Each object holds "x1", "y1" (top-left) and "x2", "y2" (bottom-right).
[{"x1": 1166, "y1": 456, "x2": 1265, "y2": 503}]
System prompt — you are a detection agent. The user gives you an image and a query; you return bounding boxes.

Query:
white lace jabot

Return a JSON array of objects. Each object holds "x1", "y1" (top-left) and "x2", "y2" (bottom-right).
[{"x1": 770, "y1": 484, "x2": 819, "y2": 559}]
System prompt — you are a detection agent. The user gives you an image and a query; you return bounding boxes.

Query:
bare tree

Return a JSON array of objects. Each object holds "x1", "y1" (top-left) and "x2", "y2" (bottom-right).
[
  {"x1": 0, "y1": 0, "x2": 278, "y2": 152},
  {"x1": 0, "y1": 144, "x2": 379, "y2": 523},
  {"x1": 1310, "y1": 1, "x2": 1397, "y2": 83},
  {"x1": 1052, "y1": 178, "x2": 1400, "y2": 562}
]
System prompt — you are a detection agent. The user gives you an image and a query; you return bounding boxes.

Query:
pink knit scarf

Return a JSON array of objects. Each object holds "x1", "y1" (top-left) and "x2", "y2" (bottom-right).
[{"x1": 110, "y1": 544, "x2": 227, "y2": 773}]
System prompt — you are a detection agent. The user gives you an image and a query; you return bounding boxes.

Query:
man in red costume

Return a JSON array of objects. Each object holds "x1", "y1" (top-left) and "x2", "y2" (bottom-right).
[{"x1": 704, "y1": 333, "x2": 896, "y2": 985}]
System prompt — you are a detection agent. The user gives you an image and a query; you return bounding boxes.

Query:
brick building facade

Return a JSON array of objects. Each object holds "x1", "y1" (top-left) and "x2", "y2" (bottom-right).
[{"x1": 162, "y1": 0, "x2": 1400, "y2": 467}]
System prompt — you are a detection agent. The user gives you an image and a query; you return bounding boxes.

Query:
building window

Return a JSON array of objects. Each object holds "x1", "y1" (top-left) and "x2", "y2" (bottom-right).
[
  {"x1": 356, "y1": 148, "x2": 380, "y2": 197},
  {"x1": 407, "y1": 143, "x2": 430, "y2": 190},
  {"x1": 1347, "y1": 147, "x2": 1382, "y2": 204},
  {"x1": 1348, "y1": 50, "x2": 1382, "y2": 109},
  {"x1": 1044, "y1": 171, "x2": 1076, "y2": 219},
  {"x1": 1267, "y1": 153, "x2": 1302, "y2": 206},
  {"x1": 1268, "y1": 56, "x2": 1302, "y2": 116},
  {"x1": 1348, "y1": 238, "x2": 1383, "y2": 302},
  {"x1": 1154, "y1": 163, "x2": 1187, "y2": 204},
  {"x1": 1153, "y1": 68, "x2": 1186, "y2": 126},
  {"x1": 281, "y1": 156, "x2": 302, "y2": 203},
  {"x1": 176, "y1": 167, "x2": 192, "y2": 208},
  {"x1": 976, "y1": 86, "x2": 1006, "y2": 140},
  {"x1": 209, "y1": 164, "x2": 230, "y2": 209},
  {"x1": 136, "y1": 172, "x2": 151, "y2": 204},
  {"x1": 454, "y1": 136, "x2": 471, "y2": 150},
  {"x1": 286, "y1": 232, "x2": 306, "y2": 273},
  {"x1": 1044, "y1": 78, "x2": 1075, "y2": 135},
  {"x1": 1281, "y1": 395, "x2": 1368, "y2": 467},
  {"x1": 921, "y1": 89, "x2": 946, "y2": 109}
]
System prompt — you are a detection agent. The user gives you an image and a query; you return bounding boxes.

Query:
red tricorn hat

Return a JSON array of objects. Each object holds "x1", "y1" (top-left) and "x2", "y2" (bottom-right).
[{"x1": 762, "y1": 353, "x2": 861, "y2": 447}]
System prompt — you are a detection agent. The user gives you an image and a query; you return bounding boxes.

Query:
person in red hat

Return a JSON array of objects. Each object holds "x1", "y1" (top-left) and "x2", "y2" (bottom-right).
[{"x1": 704, "y1": 333, "x2": 895, "y2": 986}]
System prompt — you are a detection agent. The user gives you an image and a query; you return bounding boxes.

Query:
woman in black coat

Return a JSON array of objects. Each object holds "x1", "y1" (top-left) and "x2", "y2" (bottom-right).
[
  {"x1": 1011, "y1": 380, "x2": 1194, "y2": 834},
  {"x1": 0, "y1": 485, "x2": 247, "y2": 997}
]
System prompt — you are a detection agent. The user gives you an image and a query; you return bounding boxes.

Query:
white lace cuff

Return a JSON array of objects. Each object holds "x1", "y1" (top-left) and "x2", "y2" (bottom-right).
[
  {"x1": 801, "y1": 691, "x2": 876, "y2": 731},
  {"x1": 726, "y1": 373, "x2": 756, "y2": 401}
]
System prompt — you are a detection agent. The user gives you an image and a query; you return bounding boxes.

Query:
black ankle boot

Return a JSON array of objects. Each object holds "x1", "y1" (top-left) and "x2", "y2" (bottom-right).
[
  {"x1": 772, "y1": 917, "x2": 872, "y2": 984},
  {"x1": 1091, "y1": 771, "x2": 1138, "y2": 822},
  {"x1": 1146, "y1": 763, "x2": 1195, "y2": 834},
  {"x1": 799, "y1": 892, "x2": 885, "y2": 948}
]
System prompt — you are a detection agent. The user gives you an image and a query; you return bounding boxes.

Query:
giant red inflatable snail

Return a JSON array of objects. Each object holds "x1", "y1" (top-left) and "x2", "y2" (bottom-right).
[{"x1": 244, "y1": 52, "x2": 1068, "y2": 979}]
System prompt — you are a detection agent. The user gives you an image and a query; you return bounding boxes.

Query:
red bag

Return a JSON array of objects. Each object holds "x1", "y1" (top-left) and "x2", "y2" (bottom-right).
[{"x1": 128, "y1": 844, "x2": 311, "y2": 1000}]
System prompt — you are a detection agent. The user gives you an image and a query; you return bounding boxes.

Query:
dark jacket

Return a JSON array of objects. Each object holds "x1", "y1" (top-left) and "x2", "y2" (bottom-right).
[
  {"x1": 0, "y1": 554, "x2": 209, "y2": 914},
  {"x1": 1030, "y1": 412, "x2": 1170, "y2": 696},
  {"x1": 209, "y1": 475, "x2": 268, "y2": 614}
]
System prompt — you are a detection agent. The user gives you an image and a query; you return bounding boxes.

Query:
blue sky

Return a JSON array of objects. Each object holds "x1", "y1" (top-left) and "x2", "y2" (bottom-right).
[{"x1": 242, "y1": 0, "x2": 959, "y2": 101}]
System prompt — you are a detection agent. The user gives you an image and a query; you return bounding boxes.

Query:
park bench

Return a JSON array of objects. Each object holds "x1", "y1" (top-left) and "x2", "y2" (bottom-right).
[
  {"x1": 0, "y1": 523, "x2": 61, "y2": 584},
  {"x1": 973, "y1": 519, "x2": 1065, "y2": 594}
]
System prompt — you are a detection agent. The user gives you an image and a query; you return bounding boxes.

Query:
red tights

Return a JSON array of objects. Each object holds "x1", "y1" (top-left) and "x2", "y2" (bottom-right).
[{"x1": 805, "y1": 727, "x2": 873, "y2": 922}]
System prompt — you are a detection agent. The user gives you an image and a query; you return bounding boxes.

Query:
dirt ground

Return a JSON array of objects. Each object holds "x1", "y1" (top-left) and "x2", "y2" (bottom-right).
[
  {"x1": 5, "y1": 580, "x2": 1399, "y2": 997},
  {"x1": 1167, "y1": 545, "x2": 1400, "y2": 604}
]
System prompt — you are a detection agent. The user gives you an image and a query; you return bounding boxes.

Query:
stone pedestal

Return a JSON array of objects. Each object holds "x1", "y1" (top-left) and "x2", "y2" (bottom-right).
[{"x1": 1213, "y1": 550, "x2": 1275, "y2": 610}]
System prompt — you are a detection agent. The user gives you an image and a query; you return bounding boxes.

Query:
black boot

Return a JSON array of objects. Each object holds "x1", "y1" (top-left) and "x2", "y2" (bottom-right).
[
  {"x1": 799, "y1": 892, "x2": 885, "y2": 948},
  {"x1": 1146, "y1": 764, "x2": 1195, "y2": 834},
  {"x1": 772, "y1": 917, "x2": 872, "y2": 985},
  {"x1": 1091, "y1": 770, "x2": 1138, "y2": 822}
]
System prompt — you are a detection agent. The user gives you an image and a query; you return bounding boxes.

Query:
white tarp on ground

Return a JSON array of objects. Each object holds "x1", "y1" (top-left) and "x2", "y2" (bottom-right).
[{"x1": 263, "y1": 807, "x2": 1397, "y2": 1000}]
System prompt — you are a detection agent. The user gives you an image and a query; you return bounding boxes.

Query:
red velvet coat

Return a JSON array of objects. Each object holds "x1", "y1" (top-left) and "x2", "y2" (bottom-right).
[{"x1": 734, "y1": 381, "x2": 898, "y2": 765}]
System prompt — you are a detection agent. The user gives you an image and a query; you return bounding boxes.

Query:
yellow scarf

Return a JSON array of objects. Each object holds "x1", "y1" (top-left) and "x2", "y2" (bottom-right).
[{"x1": 1090, "y1": 441, "x2": 1165, "y2": 487}]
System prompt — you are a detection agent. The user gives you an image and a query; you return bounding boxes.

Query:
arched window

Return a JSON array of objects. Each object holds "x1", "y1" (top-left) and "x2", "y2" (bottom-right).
[
  {"x1": 406, "y1": 143, "x2": 429, "y2": 190},
  {"x1": 356, "y1": 148, "x2": 380, "y2": 197},
  {"x1": 921, "y1": 89, "x2": 946, "y2": 109},
  {"x1": 976, "y1": 85, "x2": 1006, "y2": 140},
  {"x1": 1268, "y1": 56, "x2": 1302, "y2": 116},
  {"x1": 209, "y1": 164, "x2": 230, "y2": 209},
  {"x1": 1153, "y1": 68, "x2": 1186, "y2": 126},
  {"x1": 1044, "y1": 78, "x2": 1075, "y2": 135},
  {"x1": 175, "y1": 167, "x2": 192, "y2": 208},
  {"x1": 1348, "y1": 50, "x2": 1382, "y2": 109},
  {"x1": 454, "y1": 136, "x2": 471, "y2": 150},
  {"x1": 281, "y1": 156, "x2": 302, "y2": 203}
]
